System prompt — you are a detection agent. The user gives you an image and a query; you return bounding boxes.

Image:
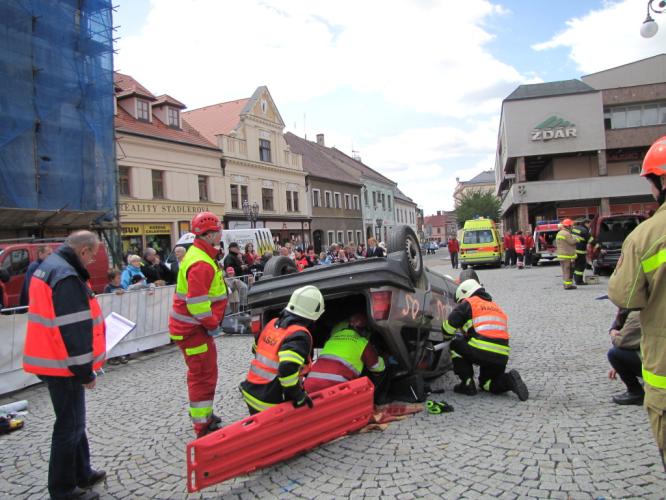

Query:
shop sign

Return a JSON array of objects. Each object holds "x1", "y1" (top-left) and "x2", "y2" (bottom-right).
[
  {"x1": 120, "y1": 201, "x2": 213, "y2": 215},
  {"x1": 531, "y1": 116, "x2": 577, "y2": 141},
  {"x1": 121, "y1": 224, "x2": 143, "y2": 236},
  {"x1": 144, "y1": 223, "x2": 172, "y2": 235}
]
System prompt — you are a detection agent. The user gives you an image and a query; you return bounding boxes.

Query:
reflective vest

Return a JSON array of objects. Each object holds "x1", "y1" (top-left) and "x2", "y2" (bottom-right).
[
  {"x1": 247, "y1": 318, "x2": 312, "y2": 385},
  {"x1": 464, "y1": 296, "x2": 510, "y2": 357},
  {"x1": 514, "y1": 236, "x2": 525, "y2": 254},
  {"x1": 170, "y1": 244, "x2": 227, "y2": 329},
  {"x1": 318, "y1": 325, "x2": 369, "y2": 375},
  {"x1": 23, "y1": 254, "x2": 105, "y2": 377}
]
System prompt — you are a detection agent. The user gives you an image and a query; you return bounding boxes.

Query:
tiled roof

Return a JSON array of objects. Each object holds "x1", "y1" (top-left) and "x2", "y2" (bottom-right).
[
  {"x1": 183, "y1": 98, "x2": 250, "y2": 143},
  {"x1": 461, "y1": 170, "x2": 495, "y2": 185},
  {"x1": 153, "y1": 94, "x2": 186, "y2": 109},
  {"x1": 424, "y1": 215, "x2": 446, "y2": 226},
  {"x1": 114, "y1": 72, "x2": 156, "y2": 100},
  {"x1": 284, "y1": 133, "x2": 360, "y2": 185},
  {"x1": 505, "y1": 79, "x2": 595, "y2": 102},
  {"x1": 115, "y1": 106, "x2": 219, "y2": 151},
  {"x1": 394, "y1": 188, "x2": 415, "y2": 204},
  {"x1": 318, "y1": 146, "x2": 395, "y2": 186}
]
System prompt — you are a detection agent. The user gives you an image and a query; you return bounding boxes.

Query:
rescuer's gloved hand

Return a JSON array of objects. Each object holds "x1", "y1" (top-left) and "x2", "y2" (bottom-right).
[
  {"x1": 285, "y1": 385, "x2": 313, "y2": 408},
  {"x1": 207, "y1": 326, "x2": 224, "y2": 337}
]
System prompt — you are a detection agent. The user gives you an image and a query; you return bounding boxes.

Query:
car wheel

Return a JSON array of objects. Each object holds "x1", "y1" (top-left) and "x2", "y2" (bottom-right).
[
  {"x1": 387, "y1": 225, "x2": 423, "y2": 284},
  {"x1": 262, "y1": 256, "x2": 298, "y2": 277}
]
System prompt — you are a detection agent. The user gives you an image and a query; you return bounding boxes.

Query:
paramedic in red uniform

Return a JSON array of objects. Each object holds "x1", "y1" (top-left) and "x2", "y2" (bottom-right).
[
  {"x1": 22, "y1": 231, "x2": 107, "y2": 500},
  {"x1": 169, "y1": 212, "x2": 228, "y2": 438}
]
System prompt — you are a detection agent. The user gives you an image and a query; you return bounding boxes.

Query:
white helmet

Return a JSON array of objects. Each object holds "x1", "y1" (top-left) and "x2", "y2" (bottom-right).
[
  {"x1": 455, "y1": 279, "x2": 483, "y2": 303},
  {"x1": 285, "y1": 285, "x2": 325, "y2": 321}
]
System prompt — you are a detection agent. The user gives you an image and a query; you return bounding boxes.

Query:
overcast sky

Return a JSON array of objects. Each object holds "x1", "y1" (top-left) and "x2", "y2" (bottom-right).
[{"x1": 114, "y1": 0, "x2": 665, "y2": 215}]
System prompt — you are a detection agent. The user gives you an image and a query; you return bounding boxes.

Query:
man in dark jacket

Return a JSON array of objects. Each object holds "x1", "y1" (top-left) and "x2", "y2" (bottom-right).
[
  {"x1": 19, "y1": 245, "x2": 53, "y2": 306},
  {"x1": 141, "y1": 247, "x2": 173, "y2": 285},
  {"x1": 607, "y1": 310, "x2": 643, "y2": 405},
  {"x1": 223, "y1": 242, "x2": 248, "y2": 277}
]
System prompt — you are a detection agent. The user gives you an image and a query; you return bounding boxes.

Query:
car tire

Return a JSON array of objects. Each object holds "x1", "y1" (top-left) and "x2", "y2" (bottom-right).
[
  {"x1": 262, "y1": 256, "x2": 298, "y2": 277},
  {"x1": 387, "y1": 225, "x2": 423, "y2": 284}
]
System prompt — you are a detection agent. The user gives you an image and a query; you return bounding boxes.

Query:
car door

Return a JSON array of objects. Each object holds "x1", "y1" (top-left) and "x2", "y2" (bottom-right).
[{"x1": 0, "y1": 246, "x2": 30, "y2": 307}]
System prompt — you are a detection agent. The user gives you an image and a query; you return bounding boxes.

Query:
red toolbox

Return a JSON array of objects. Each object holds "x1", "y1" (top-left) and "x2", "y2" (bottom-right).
[{"x1": 187, "y1": 376, "x2": 374, "y2": 492}]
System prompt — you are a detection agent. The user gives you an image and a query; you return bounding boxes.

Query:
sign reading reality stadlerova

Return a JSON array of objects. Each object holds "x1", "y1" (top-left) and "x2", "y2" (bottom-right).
[{"x1": 531, "y1": 116, "x2": 577, "y2": 141}]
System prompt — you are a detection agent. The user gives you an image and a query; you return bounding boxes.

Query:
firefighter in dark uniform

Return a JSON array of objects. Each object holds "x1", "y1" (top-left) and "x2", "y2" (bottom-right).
[
  {"x1": 241, "y1": 285, "x2": 325, "y2": 414},
  {"x1": 571, "y1": 219, "x2": 594, "y2": 285},
  {"x1": 442, "y1": 279, "x2": 529, "y2": 401}
]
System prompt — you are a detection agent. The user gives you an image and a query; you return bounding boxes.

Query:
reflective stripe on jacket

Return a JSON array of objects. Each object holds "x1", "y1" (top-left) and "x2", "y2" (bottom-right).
[
  {"x1": 464, "y1": 296, "x2": 510, "y2": 357},
  {"x1": 571, "y1": 225, "x2": 591, "y2": 255},
  {"x1": 555, "y1": 228, "x2": 577, "y2": 259},
  {"x1": 247, "y1": 318, "x2": 312, "y2": 385},
  {"x1": 514, "y1": 236, "x2": 525, "y2": 255},
  {"x1": 23, "y1": 255, "x2": 105, "y2": 377}
]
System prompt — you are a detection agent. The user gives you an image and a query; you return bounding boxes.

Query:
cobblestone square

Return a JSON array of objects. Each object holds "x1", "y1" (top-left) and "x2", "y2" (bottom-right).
[{"x1": 2, "y1": 258, "x2": 665, "y2": 499}]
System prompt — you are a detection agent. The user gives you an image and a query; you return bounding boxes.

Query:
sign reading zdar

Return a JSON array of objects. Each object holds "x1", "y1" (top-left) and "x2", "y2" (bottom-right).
[{"x1": 531, "y1": 116, "x2": 577, "y2": 142}]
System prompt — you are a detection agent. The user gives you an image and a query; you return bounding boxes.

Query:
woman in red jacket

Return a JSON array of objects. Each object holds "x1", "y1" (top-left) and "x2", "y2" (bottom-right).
[{"x1": 524, "y1": 232, "x2": 535, "y2": 268}]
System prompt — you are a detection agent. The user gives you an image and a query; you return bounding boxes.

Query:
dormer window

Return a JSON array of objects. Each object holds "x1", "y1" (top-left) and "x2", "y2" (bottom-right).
[
  {"x1": 168, "y1": 107, "x2": 180, "y2": 128},
  {"x1": 137, "y1": 99, "x2": 150, "y2": 121}
]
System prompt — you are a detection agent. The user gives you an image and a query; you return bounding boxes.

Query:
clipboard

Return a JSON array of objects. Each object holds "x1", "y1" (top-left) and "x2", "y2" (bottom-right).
[{"x1": 104, "y1": 312, "x2": 137, "y2": 352}]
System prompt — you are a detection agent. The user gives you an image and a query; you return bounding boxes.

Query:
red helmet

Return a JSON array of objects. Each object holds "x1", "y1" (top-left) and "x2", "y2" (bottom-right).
[
  {"x1": 641, "y1": 136, "x2": 666, "y2": 178},
  {"x1": 561, "y1": 218, "x2": 573, "y2": 227},
  {"x1": 191, "y1": 211, "x2": 221, "y2": 235}
]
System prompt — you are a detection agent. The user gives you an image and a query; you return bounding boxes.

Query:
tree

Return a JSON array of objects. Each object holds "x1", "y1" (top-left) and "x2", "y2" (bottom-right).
[{"x1": 454, "y1": 190, "x2": 501, "y2": 227}]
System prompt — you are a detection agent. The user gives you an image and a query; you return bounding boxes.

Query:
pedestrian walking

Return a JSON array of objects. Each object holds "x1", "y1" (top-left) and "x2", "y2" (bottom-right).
[
  {"x1": 608, "y1": 135, "x2": 666, "y2": 471},
  {"x1": 22, "y1": 231, "x2": 106, "y2": 500},
  {"x1": 555, "y1": 219, "x2": 577, "y2": 290},
  {"x1": 447, "y1": 236, "x2": 460, "y2": 269},
  {"x1": 169, "y1": 212, "x2": 228, "y2": 438}
]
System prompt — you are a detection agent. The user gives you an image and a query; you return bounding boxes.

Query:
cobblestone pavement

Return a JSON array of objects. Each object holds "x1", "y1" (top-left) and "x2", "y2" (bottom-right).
[{"x1": 2, "y1": 260, "x2": 665, "y2": 499}]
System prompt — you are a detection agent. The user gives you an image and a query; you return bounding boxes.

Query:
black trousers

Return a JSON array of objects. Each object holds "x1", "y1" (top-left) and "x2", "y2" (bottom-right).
[
  {"x1": 607, "y1": 346, "x2": 643, "y2": 394},
  {"x1": 574, "y1": 254, "x2": 587, "y2": 284},
  {"x1": 40, "y1": 376, "x2": 93, "y2": 499},
  {"x1": 450, "y1": 337, "x2": 512, "y2": 393},
  {"x1": 525, "y1": 249, "x2": 533, "y2": 267},
  {"x1": 450, "y1": 251, "x2": 458, "y2": 269}
]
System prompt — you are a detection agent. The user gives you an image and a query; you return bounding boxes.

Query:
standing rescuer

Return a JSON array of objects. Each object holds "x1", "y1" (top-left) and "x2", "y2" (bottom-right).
[
  {"x1": 608, "y1": 136, "x2": 666, "y2": 471},
  {"x1": 572, "y1": 219, "x2": 594, "y2": 285},
  {"x1": 169, "y1": 212, "x2": 228, "y2": 438},
  {"x1": 442, "y1": 279, "x2": 528, "y2": 401},
  {"x1": 556, "y1": 218, "x2": 577, "y2": 290},
  {"x1": 241, "y1": 285, "x2": 325, "y2": 414}
]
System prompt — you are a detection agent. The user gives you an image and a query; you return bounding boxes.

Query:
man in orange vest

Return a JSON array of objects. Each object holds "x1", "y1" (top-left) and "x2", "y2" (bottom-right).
[
  {"x1": 23, "y1": 231, "x2": 107, "y2": 500},
  {"x1": 169, "y1": 212, "x2": 228, "y2": 438},
  {"x1": 240, "y1": 285, "x2": 325, "y2": 414},
  {"x1": 442, "y1": 279, "x2": 528, "y2": 401}
]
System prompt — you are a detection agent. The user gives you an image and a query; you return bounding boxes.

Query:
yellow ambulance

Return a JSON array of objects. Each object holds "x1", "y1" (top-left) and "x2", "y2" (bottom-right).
[{"x1": 459, "y1": 218, "x2": 503, "y2": 269}]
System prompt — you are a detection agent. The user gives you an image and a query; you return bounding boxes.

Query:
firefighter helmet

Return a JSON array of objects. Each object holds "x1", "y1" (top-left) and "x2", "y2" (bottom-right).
[
  {"x1": 285, "y1": 285, "x2": 325, "y2": 321},
  {"x1": 455, "y1": 279, "x2": 483, "y2": 303},
  {"x1": 641, "y1": 136, "x2": 666, "y2": 178},
  {"x1": 561, "y1": 218, "x2": 574, "y2": 228},
  {"x1": 191, "y1": 211, "x2": 221, "y2": 236}
]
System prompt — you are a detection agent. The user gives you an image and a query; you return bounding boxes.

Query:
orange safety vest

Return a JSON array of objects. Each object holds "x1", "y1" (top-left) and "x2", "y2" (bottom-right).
[
  {"x1": 514, "y1": 235, "x2": 525, "y2": 255},
  {"x1": 23, "y1": 255, "x2": 106, "y2": 377},
  {"x1": 465, "y1": 296, "x2": 509, "y2": 341},
  {"x1": 247, "y1": 318, "x2": 312, "y2": 385}
]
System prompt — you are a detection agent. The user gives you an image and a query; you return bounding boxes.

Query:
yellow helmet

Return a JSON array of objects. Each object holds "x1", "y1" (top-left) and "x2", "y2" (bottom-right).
[{"x1": 285, "y1": 285, "x2": 325, "y2": 321}]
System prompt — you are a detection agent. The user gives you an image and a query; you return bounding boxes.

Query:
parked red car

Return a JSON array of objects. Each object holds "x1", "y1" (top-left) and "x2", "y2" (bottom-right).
[{"x1": 589, "y1": 214, "x2": 647, "y2": 274}]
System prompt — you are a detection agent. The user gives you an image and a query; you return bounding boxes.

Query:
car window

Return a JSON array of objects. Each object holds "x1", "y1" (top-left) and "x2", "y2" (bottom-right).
[
  {"x1": 1, "y1": 249, "x2": 29, "y2": 277},
  {"x1": 463, "y1": 230, "x2": 493, "y2": 244},
  {"x1": 598, "y1": 217, "x2": 643, "y2": 242}
]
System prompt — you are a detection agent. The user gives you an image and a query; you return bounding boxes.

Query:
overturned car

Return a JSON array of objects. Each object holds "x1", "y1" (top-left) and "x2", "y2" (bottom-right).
[{"x1": 247, "y1": 227, "x2": 458, "y2": 399}]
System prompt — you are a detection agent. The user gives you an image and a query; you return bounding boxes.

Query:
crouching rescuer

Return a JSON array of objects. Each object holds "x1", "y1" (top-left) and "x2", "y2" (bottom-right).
[
  {"x1": 442, "y1": 279, "x2": 529, "y2": 401},
  {"x1": 241, "y1": 285, "x2": 325, "y2": 414},
  {"x1": 169, "y1": 212, "x2": 227, "y2": 438}
]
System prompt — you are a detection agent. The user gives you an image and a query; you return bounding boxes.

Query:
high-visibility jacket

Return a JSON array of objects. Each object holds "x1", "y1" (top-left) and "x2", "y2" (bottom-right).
[
  {"x1": 555, "y1": 228, "x2": 577, "y2": 259},
  {"x1": 464, "y1": 296, "x2": 510, "y2": 357},
  {"x1": 23, "y1": 254, "x2": 105, "y2": 377},
  {"x1": 169, "y1": 241, "x2": 227, "y2": 337},
  {"x1": 514, "y1": 236, "x2": 525, "y2": 255},
  {"x1": 571, "y1": 225, "x2": 593, "y2": 255},
  {"x1": 609, "y1": 202, "x2": 666, "y2": 411}
]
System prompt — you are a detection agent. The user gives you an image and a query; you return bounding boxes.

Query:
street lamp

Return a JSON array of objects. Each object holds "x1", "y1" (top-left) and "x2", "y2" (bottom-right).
[
  {"x1": 242, "y1": 199, "x2": 260, "y2": 228},
  {"x1": 641, "y1": 0, "x2": 665, "y2": 38}
]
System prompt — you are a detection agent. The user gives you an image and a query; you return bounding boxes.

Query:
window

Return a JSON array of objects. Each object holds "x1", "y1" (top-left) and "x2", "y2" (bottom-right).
[
  {"x1": 259, "y1": 139, "x2": 272, "y2": 162},
  {"x1": 137, "y1": 99, "x2": 150, "y2": 121},
  {"x1": 381, "y1": 193, "x2": 386, "y2": 210},
  {"x1": 327, "y1": 231, "x2": 334, "y2": 246},
  {"x1": 337, "y1": 231, "x2": 344, "y2": 244},
  {"x1": 356, "y1": 230, "x2": 362, "y2": 245},
  {"x1": 198, "y1": 176, "x2": 208, "y2": 201},
  {"x1": 312, "y1": 189, "x2": 321, "y2": 208},
  {"x1": 353, "y1": 195, "x2": 360, "y2": 210},
  {"x1": 372, "y1": 191, "x2": 377, "y2": 207},
  {"x1": 1, "y1": 248, "x2": 29, "y2": 276},
  {"x1": 262, "y1": 187, "x2": 274, "y2": 211},
  {"x1": 152, "y1": 170, "x2": 164, "y2": 199},
  {"x1": 387, "y1": 195, "x2": 391, "y2": 210},
  {"x1": 607, "y1": 102, "x2": 666, "y2": 129},
  {"x1": 230, "y1": 184, "x2": 248, "y2": 209},
  {"x1": 364, "y1": 189, "x2": 368, "y2": 206},
  {"x1": 241, "y1": 185, "x2": 248, "y2": 207},
  {"x1": 119, "y1": 166, "x2": 130, "y2": 196},
  {"x1": 626, "y1": 106, "x2": 641, "y2": 128},
  {"x1": 347, "y1": 230, "x2": 353, "y2": 244},
  {"x1": 463, "y1": 230, "x2": 494, "y2": 244},
  {"x1": 286, "y1": 190, "x2": 299, "y2": 212},
  {"x1": 334, "y1": 192, "x2": 341, "y2": 209},
  {"x1": 324, "y1": 191, "x2": 332, "y2": 208},
  {"x1": 168, "y1": 107, "x2": 180, "y2": 127},
  {"x1": 344, "y1": 194, "x2": 351, "y2": 210},
  {"x1": 643, "y1": 104, "x2": 658, "y2": 126}
]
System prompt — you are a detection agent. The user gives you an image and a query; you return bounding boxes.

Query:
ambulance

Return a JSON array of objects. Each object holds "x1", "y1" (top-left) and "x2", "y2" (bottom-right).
[{"x1": 459, "y1": 218, "x2": 503, "y2": 269}]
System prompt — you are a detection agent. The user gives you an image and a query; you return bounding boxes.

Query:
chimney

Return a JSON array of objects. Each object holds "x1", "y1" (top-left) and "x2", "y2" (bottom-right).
[
  {"x1": 437, "y1": 210, "x2": 441, "y2": 216},
  {"x1": 316, "y1": 133, "x2": 325, "y2": 146}
]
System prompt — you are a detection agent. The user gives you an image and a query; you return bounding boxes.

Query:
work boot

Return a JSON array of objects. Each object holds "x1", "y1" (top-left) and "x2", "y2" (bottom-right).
[
  {"x1": 612, "y1": 391, "x2": 644, "y2": 405},
  {"x1": 196, "y1": 418, "x2": 222, "y2": 439},
  {"x1": 453, "y1": 379, "x2": 477, "y2": 396},
  {"x1": 57, "y1": 487, "x2": 100, "y2": 500},
  {"x1": 508, "y1": 370, "x2": 529, "y2": 401},
  {"x1": 78, "y1": 469, "x2": 106, "y2": 489},
  {"x1": 564, "y1": 284, "x2": 577, "y2": 290},
  {"x1": 210, "y1": 413, "x2": 222, "y2": 425}
]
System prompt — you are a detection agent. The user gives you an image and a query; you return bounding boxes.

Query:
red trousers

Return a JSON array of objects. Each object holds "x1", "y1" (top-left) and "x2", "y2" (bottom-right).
[{"x1": 175, "y1": 327, "x2": 218, "y2": 435}]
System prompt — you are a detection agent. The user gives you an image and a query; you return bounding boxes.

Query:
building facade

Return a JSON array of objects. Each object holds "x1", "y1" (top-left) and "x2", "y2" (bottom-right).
[
  {"x1": 114, "y1": 73, "x2": 225, "y2": 259},
  {"x1": 394, "y1": 188, "x2": 418, "y2": 235},
  {"x1": 495, "y1": 54, "x2": 665, "y2": 232},
  {"x1": 284, "y1": 133, "x2": 363, "y2": 252},
  {"x1": 453, "y1": 170, "x2": 496, "y2": 206},
  {"x1": 183, "y1": 87, "x2": 310, "y2": 245},
  {"x1": 423, "y1": 210, "x2": 457, "y2": 243}
]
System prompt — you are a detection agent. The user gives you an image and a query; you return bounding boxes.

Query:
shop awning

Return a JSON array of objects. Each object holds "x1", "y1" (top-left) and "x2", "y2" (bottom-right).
[{"x1": 0, "y1": 208, "x2": 116, "y2": 230}]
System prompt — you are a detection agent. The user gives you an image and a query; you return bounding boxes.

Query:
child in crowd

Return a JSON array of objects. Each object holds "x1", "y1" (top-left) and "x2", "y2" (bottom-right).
[
  {"x1": 225, "y1": 266, "x2": 241, "y2": 314},
  {"x1": 104, "y1": 269, "x2": 124, "y2": 294}
]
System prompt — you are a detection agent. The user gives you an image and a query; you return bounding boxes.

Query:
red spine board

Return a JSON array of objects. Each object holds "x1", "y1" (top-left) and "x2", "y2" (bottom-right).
[{"x1": 186, "y1": 376, "x2": 374, "y2": 492}]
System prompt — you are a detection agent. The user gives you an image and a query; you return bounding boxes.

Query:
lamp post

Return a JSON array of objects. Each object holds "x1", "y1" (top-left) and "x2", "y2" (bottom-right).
[
  {"x1": 242, "y1": 199, "x2": 260, "y2": 228},
  {"x1": 641, "y1": 0, "x2": 665, "y2": 38}
]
